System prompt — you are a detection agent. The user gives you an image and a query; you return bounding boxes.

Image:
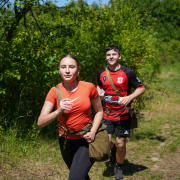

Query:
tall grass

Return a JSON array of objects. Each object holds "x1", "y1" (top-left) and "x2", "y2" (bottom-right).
[{"x1": 1, "y1": 62, "x2": 180, "y2": 179}]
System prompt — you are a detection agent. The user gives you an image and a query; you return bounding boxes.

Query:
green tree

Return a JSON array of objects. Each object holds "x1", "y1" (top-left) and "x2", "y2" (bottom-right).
[
  {"x1": 127, "y1": 0, "x2": 180, "y2": 41},
  {"x1": 0, "y1": 0, "x2": 160, "y2": 137}
]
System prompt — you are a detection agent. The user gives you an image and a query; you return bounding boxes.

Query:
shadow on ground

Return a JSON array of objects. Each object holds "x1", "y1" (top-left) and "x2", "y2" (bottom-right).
[
  {"x1": 131, "y1": 131, "x2": 166, "y2": 141},
  {"x1": 103, "y1": 160, "x2": 148, "y2": 177}
]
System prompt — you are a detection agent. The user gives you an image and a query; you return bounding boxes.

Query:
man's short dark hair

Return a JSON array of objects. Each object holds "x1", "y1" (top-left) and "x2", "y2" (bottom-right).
[{"x1": 106, "y1": 45, "x2": 121, "y2": 55}]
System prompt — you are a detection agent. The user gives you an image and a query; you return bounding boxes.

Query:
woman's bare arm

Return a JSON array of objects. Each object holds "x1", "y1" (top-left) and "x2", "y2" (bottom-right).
[
  {"x1": 83, "y1": 96, "x2": 103, "y2": 142},
  {"x1": 37, "y1": 98, "x2": 73, "y2": 128}
]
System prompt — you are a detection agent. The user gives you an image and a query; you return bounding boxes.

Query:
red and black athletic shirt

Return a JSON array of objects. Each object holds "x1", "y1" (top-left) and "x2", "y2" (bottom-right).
[{"x1": 97, "y1": 66, "x2": 144, "y2": 121}]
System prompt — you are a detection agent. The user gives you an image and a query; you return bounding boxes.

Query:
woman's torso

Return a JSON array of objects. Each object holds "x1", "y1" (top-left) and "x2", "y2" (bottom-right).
[{"x1": 46, "y1": 81, "x2": 98, "y2": 139}]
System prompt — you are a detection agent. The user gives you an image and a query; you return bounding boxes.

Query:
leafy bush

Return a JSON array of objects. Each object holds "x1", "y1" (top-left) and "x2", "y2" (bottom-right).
[
  {"x1": 159, "y1": 39, "x2": 180, "y2": 65},
  {"x1": 0, "y1": 0, "x2": 160, "y2": 137}
]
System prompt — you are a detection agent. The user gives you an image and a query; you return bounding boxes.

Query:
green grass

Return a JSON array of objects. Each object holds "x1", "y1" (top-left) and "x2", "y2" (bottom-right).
[
  {"x1": 160, "y1": 62, "x2": 180, "y2": 94},
  {"x1": 1, "y1": 62, "x2": 180, "y2": 179}
]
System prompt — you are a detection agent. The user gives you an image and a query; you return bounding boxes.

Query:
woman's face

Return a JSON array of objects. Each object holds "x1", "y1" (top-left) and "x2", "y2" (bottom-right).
[{"x1": 59, "y1": 56, "x2": 80, "y2": 83}]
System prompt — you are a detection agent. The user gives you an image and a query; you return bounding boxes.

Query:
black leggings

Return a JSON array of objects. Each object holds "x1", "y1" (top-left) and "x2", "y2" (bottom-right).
[{"x1": 59, "y1": 137, "x2": 94, "y2": 180}]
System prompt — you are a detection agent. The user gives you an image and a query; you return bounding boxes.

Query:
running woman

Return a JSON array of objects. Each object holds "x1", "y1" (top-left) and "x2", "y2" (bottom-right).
[{"x1": 38, "y1": 54, "x2": 103, "y2": 180}]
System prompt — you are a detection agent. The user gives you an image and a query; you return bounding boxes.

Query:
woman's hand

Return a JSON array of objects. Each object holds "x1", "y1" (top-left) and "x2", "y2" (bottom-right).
[
  {"x1": 58, "y1": 98, "x2": 73, "y2": 114},
  {"x1": 83, "y1": 131, "x2": 95, "y2": 143}
]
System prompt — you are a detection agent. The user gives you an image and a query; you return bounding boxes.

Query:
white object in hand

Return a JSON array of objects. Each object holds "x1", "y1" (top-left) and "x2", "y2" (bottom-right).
[
  {"x1": 99, "y1": 89, "x2": 105, "y2": 96},
  {"x1": 118, "y1": 97, "x2": 123, "y2": 104}
]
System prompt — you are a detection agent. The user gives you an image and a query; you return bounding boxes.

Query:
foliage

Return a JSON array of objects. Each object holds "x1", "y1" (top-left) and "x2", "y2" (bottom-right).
[
  {"x1": 159, "y1": 39, "x2": 180, "y2": 65},
  {"x1": 0, "y1": 0, "x2": 159, "y2": 137},
  {"x1": 127, "y1": 0, "x2": 180, "y2": 41}
]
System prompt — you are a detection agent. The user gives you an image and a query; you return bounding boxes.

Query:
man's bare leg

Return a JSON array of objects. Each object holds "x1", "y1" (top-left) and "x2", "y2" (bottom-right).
[
  {"x1": 114, "y1": 136, "x2": 126, "y2": 180},
  {"x1": 116, "y1": 136, "x2": 126, "y2": 164}
]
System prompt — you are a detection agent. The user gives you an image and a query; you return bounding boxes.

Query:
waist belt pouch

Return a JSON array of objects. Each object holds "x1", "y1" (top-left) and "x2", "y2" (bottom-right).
[{"x1": 130, "y1": 111, "x2": 138, "y2": 129}]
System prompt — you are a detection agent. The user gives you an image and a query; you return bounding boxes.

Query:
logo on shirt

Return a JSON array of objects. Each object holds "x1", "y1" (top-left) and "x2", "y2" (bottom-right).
[
  {"x1": 71, "y1": 96, "x2": 80, "y2": 102},
  {"x1": 124, "y1": 130, "x2": 129, "y2": 135},
  {"x1": 103, "y1": 75, "x2": 107, "y2": 84},
  {"x1": 117, "y1": 77, "x2": 123, "y2": 84}
]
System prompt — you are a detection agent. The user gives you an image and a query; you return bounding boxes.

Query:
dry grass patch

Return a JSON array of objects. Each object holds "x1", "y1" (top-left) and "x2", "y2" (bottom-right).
[{"x1": 0, "y1": 155, "x2": 69, "y2": 180}]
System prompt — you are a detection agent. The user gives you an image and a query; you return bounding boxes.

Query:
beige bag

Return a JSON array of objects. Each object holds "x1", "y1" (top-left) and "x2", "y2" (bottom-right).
[{"x1": 86, "y1": 123, "x2": 110, "y2": 162}]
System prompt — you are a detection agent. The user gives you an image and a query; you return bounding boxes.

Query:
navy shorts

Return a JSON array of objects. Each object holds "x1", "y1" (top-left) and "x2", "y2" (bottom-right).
[{"x1": 102, "y1": 118, "x2": 131, "y2": 137}]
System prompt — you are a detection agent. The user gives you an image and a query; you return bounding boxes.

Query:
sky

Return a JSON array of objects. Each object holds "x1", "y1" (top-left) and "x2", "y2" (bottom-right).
[
  {"x1": 53, "y1": 0, "x2": 110, "y2": 7},
  {"x1": 7, "y1": 0, "x2": 110, "y2": 8}
]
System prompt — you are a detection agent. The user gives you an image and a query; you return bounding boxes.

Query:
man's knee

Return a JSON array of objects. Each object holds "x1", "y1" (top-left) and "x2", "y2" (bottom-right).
[{"x1": 116, "y1": 137, "x2": 126, "y2": 150}]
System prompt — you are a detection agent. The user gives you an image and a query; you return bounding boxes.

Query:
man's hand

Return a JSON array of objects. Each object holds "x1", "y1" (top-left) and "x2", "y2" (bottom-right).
[
  {"x1": 118, "y1": 96, "x2": 132, "y2": 106},
  {"x1": 119, "y1": 87, "x2": 145, "y2": 106}
]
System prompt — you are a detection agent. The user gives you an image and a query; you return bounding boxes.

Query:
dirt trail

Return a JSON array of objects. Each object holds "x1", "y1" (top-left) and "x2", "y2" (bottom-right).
[{"x1": 151, "y1": 147, "x2": 180, "y2": 180}]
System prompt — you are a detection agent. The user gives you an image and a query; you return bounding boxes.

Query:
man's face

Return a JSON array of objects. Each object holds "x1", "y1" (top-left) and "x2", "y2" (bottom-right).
[{"x1": 106, "y1": 50, "x2": 121, "y2": 67}]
